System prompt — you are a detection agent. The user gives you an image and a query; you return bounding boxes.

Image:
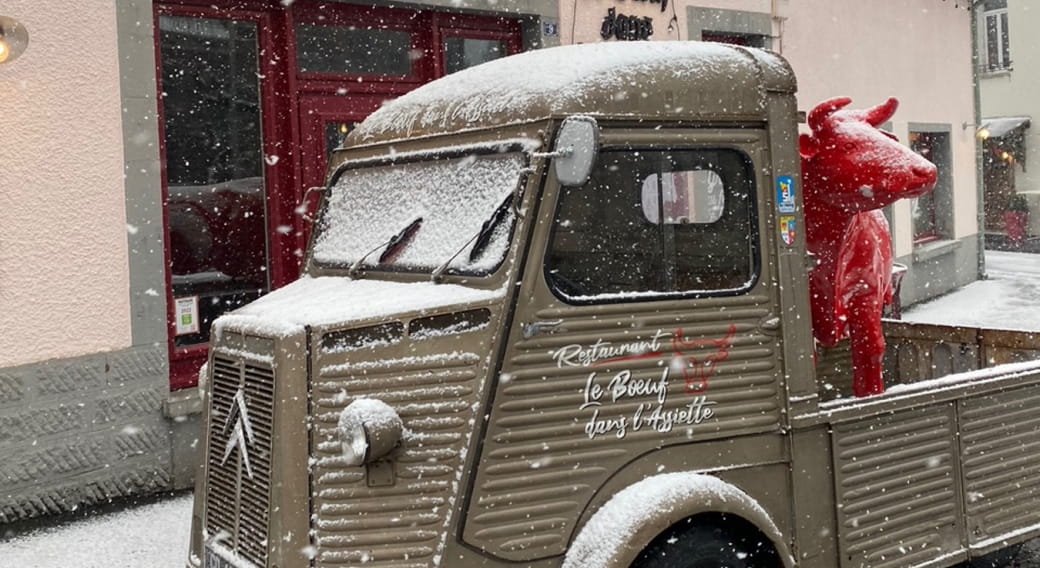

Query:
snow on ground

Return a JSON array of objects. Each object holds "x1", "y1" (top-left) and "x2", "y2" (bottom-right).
[
  {"x1": 902, "y1": 250, "x2": 1040, "y2": 331},
  {"x1": 1, "y1": 251, "x2": 1039, "y2": 567},
  {"x1": 0, "y1": 492, "x2": 193, "y2": 567}
]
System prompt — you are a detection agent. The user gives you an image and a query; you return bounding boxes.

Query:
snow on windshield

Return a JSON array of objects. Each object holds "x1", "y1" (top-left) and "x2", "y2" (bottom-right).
[{"x1": 312, "y1": 152, "x2": 525, "y2": 274}]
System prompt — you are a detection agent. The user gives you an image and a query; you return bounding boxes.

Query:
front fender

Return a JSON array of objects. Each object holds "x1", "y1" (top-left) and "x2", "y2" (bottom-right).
[{"x1": 561, "y1": 472, "x2": 795, "y2": 568}]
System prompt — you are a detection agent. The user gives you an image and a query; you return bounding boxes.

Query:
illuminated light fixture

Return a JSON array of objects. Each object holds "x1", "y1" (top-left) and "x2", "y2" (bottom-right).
[
  {"x1": 977, "y1": 127, "x2": 991, "y2": 140},
  {"x1": 0, "y1": 16, "x2": 28, "y2": 64}
]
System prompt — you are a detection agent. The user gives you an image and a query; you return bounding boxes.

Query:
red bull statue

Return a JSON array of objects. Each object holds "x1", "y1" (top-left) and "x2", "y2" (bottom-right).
[{"x1": 799, "y1": 97, "x2": 938, "y2": 397}]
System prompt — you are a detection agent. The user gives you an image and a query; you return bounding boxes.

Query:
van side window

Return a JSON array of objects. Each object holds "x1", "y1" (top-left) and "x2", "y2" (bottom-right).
[{"x1": 545, "y1": 148, "x2": 758, "y2": 302}]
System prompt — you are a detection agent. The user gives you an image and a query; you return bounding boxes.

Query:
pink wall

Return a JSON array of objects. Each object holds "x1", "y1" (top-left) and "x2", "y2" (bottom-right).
[
  {"x1": 0, "y1": 1, "x2": 132, "y2": 366},
  {"x1": 782, "y1": 0, "x2": 976, "y2": 252}
]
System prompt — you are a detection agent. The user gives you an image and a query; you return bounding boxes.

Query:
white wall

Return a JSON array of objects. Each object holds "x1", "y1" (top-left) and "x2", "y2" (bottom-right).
[
  {"x1": 0, "y1": 1, "x2": 131, "y2": 366},
  {"x1": 979, "y1": 0, "x2": 1040, "y2": 229}
]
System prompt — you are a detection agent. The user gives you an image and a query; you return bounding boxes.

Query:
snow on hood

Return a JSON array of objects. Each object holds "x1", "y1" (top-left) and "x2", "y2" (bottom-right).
[
  {"x1": 214, "y1": 276, "x2": 503, "y2": 337},
  {"x1": 351, "y1": 41, "x2": 782, "y2": 142}
]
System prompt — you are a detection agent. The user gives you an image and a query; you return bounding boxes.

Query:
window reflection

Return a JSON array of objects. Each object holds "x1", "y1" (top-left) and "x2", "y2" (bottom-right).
[
  {"x1": 296, "y1": 24, "x2": 413, "y2": 76},
  {"x1": 159, "y1": 16, "x2": 270, "y2": 346}
]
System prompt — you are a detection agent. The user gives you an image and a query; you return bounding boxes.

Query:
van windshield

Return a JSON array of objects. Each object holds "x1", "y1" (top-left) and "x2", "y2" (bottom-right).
[{"x1": 312, "y1": 152, "x2": 526, "y2": 275}]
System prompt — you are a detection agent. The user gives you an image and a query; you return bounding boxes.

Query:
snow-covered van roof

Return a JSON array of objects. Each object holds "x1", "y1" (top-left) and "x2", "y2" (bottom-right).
[{"x1": 348, "y1": 41, "x2": 796, "y2": 145}]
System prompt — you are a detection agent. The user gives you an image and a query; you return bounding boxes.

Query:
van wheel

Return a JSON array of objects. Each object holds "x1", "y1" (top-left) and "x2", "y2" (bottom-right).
[
  {"x1": 960, "y1": 543, "x2": 1024, "y2": 567},
  {"x1": 631, "y1": 520, "x2": 780, "y2": 568}
]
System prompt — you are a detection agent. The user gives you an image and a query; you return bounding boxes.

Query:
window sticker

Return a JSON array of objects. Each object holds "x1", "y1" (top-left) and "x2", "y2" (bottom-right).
[
  {"x1": 780, "y1": 215, "x2": 797, "y2": 246},
  {"x1": 175, "y1": 296, "x2": 200, "y2": 336},
  {"x1": 777, "y1": 175, "x2": 796, "y2": 213}
]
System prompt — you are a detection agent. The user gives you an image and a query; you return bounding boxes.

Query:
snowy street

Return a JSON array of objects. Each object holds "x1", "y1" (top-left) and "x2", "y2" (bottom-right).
[
  {"x1": 3, "y1": 250, "x2": 1040, "y2": 567},
  {"x1": 0, "y1": 492, "x2": 193, "y2": 567},
  {"x1": 902, "y1": 250, "x2": 1040, "y2": 331}
]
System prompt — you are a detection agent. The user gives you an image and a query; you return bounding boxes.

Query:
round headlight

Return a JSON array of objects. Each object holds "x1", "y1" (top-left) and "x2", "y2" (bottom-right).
[
  {"x1": 338, "y1": 398, "x2": 403, "y2": 466},
  {"x1": 339, "y1": 415, "x2": 369, "y2": 466}
]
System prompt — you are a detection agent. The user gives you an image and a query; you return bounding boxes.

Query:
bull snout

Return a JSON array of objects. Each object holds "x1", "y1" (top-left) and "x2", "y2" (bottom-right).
[{"x1": 912, "y1": 164, "x2": 938, "y2": 185}]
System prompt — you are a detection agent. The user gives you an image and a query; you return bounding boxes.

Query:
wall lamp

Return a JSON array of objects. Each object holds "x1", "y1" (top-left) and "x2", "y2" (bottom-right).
[
  {"x1": 962, "y1": 122, "x2": 991, "y2": 140},
  {"x1": 0, "y1": 16, "x2": 29, "y2": 64}
]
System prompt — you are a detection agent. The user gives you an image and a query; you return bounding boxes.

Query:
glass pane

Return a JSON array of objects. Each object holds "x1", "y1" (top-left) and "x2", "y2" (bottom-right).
[
  {"x1": 296, "y1": 24, "x2": 413, "y2": 75},
  {"x1": 546, "y1": 149, "x2": 756, "y2": 301},
  {"x1": 911, "y1": 132, "x2": 941, "y2": 240},
  {"x1": 313, "y1": 153, "x2": 525, "y2": 275},
  {"x1": 912, "y1": 193, "x2": 937, "y2": 239},
  {"x1": 160, "y1": 16, "x2": 269, "y2": 347},
  {"x1": 986, "y1": 13, "x2": 1000, "y2": 69},
  {"x1": 325, "y1": 122, "x2": 355, "y2": 157},
  {"x1": 641, "y1": 170, "x2": 725, "y2": 224},
  {"x1": 1000, "y1": 12, "x2": 1010, "y2": 67},
  {"x1": 444, "y1": 37, "x2": 505, "y2": 74}
]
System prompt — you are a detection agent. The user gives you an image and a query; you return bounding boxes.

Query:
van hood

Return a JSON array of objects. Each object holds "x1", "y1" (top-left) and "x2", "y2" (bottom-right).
[{"x1": 214, "y1": 276, "x2": 505, "y2": 338}]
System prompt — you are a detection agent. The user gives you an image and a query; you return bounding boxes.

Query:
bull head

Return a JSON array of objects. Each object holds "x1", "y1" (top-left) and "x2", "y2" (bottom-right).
[{"x1": 799, "y1": 97, "x2": 937, "y2": 214}]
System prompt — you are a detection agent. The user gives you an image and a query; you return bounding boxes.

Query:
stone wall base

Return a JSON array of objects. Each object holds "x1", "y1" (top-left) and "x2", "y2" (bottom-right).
[{"x1": 0, "y1": 345, "x2": 198, "y2": 524}]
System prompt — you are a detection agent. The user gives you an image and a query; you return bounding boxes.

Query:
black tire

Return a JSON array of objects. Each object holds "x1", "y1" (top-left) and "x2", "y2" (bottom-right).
[
  {"x1": 632, "y1": 518, "x2": 781, "y2": 568},
  {"x1": 960, "y1": 543, "x2": 1024, "y2": 568}
]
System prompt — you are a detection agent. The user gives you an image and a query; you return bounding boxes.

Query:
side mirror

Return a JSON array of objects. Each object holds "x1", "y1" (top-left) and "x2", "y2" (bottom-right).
[{"x1": 553, "y1": 116, "x2": 599, "y2": 187}]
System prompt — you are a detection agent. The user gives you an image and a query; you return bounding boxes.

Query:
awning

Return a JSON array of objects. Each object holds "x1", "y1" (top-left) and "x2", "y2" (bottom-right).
[{"x1": 979, "y1": 116, "x2": 1031, "y2": 138}]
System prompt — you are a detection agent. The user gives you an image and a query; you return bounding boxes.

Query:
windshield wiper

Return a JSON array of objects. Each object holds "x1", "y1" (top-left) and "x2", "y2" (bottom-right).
[
  {"x1": 431, "y1": 193, "x2": 514, "y2": 283},
  {"x1": 469, "y1": 193, "x2": 515, "y2": 264},
  {"x1": 348, "y1": 216, "x2": 423, "y2": 277}
]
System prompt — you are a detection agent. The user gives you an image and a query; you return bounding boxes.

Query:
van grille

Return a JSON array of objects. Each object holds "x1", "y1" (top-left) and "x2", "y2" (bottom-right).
[
  {"x1": 310, "y1": 350, "x2": 483, "y2": 567},
  {"x1": 206, "y1": 355, "x2": 276, "y2": 567}
]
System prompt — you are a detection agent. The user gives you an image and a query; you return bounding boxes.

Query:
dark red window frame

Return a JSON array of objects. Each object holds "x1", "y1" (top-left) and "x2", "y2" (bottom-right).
[
  {"x1": 155, "y1": 1, "x2": 296, "y2": 390},
  {"x1": 155, "y1": 0, "x2": 523, "y2": 391}
]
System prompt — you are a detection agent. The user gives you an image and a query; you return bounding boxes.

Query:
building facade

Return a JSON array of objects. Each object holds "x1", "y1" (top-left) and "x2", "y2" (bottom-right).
[
  {"x1": 0, "y1": 0, "x2": 559, "y2": 523},
  {"x1": 0, "y1": 0, "x2": 976, "y2": 523},
  {"x1": 975, "y1": 0, "x2": 1039, "y2": 244}
]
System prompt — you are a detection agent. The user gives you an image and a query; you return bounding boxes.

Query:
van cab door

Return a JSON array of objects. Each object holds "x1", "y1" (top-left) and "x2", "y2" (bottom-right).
[{"x1": 462, "y1": 127, "x2": 791, "y2": 561}]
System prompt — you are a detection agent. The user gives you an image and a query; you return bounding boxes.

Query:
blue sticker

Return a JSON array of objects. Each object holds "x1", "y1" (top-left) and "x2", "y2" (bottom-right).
[{"x1": 777, "y1": 176, "x2": 796, "y2": 213}]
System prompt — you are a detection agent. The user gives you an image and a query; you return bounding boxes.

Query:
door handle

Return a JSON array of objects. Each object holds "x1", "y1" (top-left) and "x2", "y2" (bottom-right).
[
  {"x1": 523, "y1": 319, "x2": 565, "y2": 338},
  {"x1": 760, "y1": 316, "x2": 781, "y2": 332}
]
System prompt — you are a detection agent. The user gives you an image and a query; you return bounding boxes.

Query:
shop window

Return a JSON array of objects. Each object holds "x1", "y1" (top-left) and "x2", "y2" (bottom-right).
[
  {"x1": 983, "y1": 0, "x2": 1011, "y2": 72},
  {"x1": 701, "y1": 30, "x2": 765, "y2": 48},
  {"x1": 546, "y1": 148, "x2": 758, "y2": 302},
  {"x1": 159, "y1": 15, "x2": 271, "y2": 347},
  {"x1": 910, "y1": 130, "x2": 953, "y2": 245},
  {"x1": 444, "y1": 37, "x2": 506, "y2": 74},
  {"x1": 687, "y1": 7, "x2": 772, "y2": 49},
  {"x1": 439, "y1": 15, "x2": 521, "y2": 76},
  {"x1": 325, "y1": 122, "x2": 355, "y2": 157}
]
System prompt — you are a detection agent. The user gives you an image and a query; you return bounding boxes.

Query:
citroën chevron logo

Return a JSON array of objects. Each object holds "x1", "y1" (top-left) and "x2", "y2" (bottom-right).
[{"x1": 221, "y1": 388, "x2": 256, "y2": 479}]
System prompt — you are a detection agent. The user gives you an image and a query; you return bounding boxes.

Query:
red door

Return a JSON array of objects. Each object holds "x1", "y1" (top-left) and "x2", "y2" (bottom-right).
[
  {"x1": 296, "y1": 95, "x2": 385, "y2": 225},
  {"x1": 156, "y1": 0, "x2": 525, "y2": 391}
]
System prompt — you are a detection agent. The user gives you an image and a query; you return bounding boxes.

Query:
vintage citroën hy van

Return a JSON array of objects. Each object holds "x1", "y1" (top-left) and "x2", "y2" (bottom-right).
[{"x1": 189, "y1": 42, "x2": 1040, "y2": 568}]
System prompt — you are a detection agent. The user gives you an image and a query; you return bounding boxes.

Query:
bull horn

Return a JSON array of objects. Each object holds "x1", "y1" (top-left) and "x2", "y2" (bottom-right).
[
  {"x1": 808, "y1": 97, "x2": 852, "y2": 132},
  {"x1": 864, "y1": 97, "x2": 899, "y2": 127}
]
